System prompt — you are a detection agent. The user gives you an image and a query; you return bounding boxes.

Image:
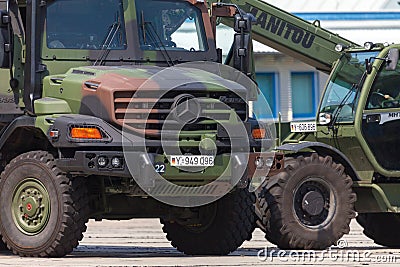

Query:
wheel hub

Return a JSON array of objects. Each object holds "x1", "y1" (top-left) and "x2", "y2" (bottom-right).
[
  {"x1": 301, "y1": 191, "x2": 324, "y2": 216},
  {"x1": 22, "y1": 196, "x2": 40, "y2": 217},
  {"x1": 12, "y1": 178, "x2": 50, "y2": 235},
  {"x1": 294, "y1": 179, "x2": 334, "y2": 228}
]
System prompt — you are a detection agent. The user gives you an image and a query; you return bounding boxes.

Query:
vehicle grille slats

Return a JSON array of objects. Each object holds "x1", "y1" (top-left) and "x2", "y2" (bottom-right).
[{"x1": 113, "y1": 90, "x2": 247, "y2": 136}]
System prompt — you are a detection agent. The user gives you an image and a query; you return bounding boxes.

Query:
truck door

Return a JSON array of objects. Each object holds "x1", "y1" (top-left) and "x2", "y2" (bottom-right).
[{"x1": 362, "y1": 59, "x2": 400, "y2": 171}]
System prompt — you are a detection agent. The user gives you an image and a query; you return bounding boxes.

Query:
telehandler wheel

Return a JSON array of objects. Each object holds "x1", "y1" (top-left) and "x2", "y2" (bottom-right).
[
  {"x1": 161, "y1": 188, "x2": 256, "y2": 255},
  {"x1": 255, "y1": 195, "x2": 282, "y2": 245},
  {"x1": 0, "y1": 151, "x2": 89, "y2": 257},
  {"x1": 0, "y1": 238, "x2": 6, "y2": 250},
  {"x1": 258, "y1": 153, "x2": 356, "y2": 250},
  {"x1": 357, "y1": 213, "x2": 400, "y2": 247}
]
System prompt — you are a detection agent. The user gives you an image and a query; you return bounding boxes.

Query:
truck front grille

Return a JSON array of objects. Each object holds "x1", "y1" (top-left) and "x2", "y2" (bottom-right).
[{"x1": 113, "y1": 88, "x2": 247, "y2": 136}]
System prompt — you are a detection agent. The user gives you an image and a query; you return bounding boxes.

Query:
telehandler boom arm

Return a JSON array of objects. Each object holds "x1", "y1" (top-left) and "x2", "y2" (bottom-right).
[{"x1": 209, "y1": 0, "x2": 358, "y2": 72}]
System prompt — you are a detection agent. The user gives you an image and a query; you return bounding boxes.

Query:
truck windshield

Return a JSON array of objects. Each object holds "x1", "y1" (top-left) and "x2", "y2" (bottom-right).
[
  {"x1": 46, "y1": 0, "x2": 127, "y2": 50},
  {"x1": 319, "y1": 51, "x2": 379, "y2": 123},
  {"x1": 135, "y1": 0, "x2": 208, "y2": 52}
]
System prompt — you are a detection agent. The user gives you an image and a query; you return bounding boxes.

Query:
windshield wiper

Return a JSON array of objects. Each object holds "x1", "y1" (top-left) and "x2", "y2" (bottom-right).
[
  {"x1": 327, "y1": 82, "x2": 357, "y2": 149},
  {"x1": 140, "y1": 11, "x2": 174, "y2": 67},
  {"x1": 329, "y1": 69, "x2": 367, "y2": 130},
  {"x1": 329, "y1": 84, "x2": 356, "y2": 130},
  {"x1": 94, "y1": 15, "x2": 122, "y2": 66}
]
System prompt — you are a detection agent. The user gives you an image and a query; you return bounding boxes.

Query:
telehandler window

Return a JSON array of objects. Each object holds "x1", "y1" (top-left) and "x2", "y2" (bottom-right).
[
  {"x1": 319, "y1": 51, "x2": 378, "y2": 123},
  {"x1": 367, "y1": 60, "x2": 400, "y2": 109},
  {"x1": 135, "y1": 0, "x2": 208, "y2": 52},
  {"x1": 46, "y1": 0, "x2": 127, "y2": 50}
]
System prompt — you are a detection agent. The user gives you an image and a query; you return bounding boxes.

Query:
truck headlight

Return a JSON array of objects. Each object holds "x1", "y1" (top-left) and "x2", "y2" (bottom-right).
[
  {"x1": 97, "y1": 156, "x2": 108, "y2": 168},
  {"x1": 111, "y1": 157, "x2": 122, "y2": 168}
]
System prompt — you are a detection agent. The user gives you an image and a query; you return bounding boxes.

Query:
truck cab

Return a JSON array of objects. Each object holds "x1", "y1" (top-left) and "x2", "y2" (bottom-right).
[{"x1": 42, "y1": 0, "x2": 219, "y2": 72}]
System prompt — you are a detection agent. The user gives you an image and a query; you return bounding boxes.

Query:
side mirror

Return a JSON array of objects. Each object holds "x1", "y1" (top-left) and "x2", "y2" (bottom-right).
[
  {"x1": 233, "y1": 13, "x2": 253, "y2": 74},
  {"x1": 386, "y1": 48, "x2": 399, "y2": 71},
  {"x1": 319, "y1": 112, "x2": 332, "y2": 125},
  {"x1": 0, "y1": 10, "x2": 11, "y2": 69}
]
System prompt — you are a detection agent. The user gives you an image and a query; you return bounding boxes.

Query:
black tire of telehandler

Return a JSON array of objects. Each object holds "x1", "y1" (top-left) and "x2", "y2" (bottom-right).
[
  {"x1": 258, "y1": 153, "x2": 356, "y2": 250},
  {"x1": 0, "y1": 238, "x2": 6, "y2": 250},
  {"x1": 161, "y1": 189, "x2": 256, "y2": 255},
  {"x1": 0, "y1": 151, "x2": 89, "y2": 257},
  {"x1": 357, "y1": 213, "x2": 400, "y2": 248},
  {"x1": 254, "y1": 196, "x2": 277, "y2": 244}
]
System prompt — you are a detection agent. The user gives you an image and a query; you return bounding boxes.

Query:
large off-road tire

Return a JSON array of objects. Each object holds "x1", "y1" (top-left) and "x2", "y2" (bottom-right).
[
  {"x1": 257, "y1": 153, "x2": 356, "y2": 249},
  {"x1": 161, "y1": 189, "x2": 256, "y2": 255},
  {"x1": 357, "y1": 213, "x2": 400, "y2": 247},
  {"x1": 0, "y1": 239, "x2": 6, "y2": 250},
  {"x1": 0, "y1": 151, "x2": 89, "y2": 257},
  {"x1": 254, "y1": 195, "x2": 277, "y2": 244}
]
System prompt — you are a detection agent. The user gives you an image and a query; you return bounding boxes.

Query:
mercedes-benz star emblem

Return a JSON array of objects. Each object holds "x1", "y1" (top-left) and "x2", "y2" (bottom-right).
[{"x1": 172, "y1": 94, "x2": 201, "y2": 124}]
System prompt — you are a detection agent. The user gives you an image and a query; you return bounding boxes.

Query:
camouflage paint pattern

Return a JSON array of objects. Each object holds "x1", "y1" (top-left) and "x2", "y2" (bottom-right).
[{"x1": 42, "y1": 64, "x2": 250, "y2": 136}]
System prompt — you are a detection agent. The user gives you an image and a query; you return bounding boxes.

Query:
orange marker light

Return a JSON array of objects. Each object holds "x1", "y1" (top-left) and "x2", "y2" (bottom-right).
[
  {"x1": 252, "y1": 128, "x2": 266, "y2": 139},
  {"x1": 70, "y1": 127, "x2": 102, "y2": 139}
]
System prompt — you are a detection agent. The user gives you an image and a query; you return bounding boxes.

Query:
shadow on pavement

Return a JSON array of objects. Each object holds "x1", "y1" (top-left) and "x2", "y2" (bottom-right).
[{"x1": 0, "y1": 244, "x2": 388, "y2": 259}]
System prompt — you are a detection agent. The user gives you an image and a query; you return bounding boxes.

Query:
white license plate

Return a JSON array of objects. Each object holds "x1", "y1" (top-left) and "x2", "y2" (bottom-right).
[
  {"x1": 170, "y1": 155, "x2": 214, "y2": 167},
  {"x1": 290, "y1": 121, "x2": 317, "y2": 133}
]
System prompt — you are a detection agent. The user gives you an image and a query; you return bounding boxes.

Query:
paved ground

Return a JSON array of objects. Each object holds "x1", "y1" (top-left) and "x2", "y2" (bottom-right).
[{"x1": 0, "y1": 219, "x2": 398, "y2": 266}]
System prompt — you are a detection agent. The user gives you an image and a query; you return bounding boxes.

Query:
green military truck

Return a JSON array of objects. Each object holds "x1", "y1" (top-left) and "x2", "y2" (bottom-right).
[{"x1": 0, "y1": 0, "x2": 285, "y2": 257}]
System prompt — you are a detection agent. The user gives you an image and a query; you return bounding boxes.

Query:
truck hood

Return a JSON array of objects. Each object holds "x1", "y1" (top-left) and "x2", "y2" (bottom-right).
[{"x1": 42, "y1": 65, "x2": 253, "y2": 135}]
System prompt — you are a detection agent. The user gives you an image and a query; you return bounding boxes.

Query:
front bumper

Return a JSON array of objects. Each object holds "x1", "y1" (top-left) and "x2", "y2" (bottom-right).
[
  {"x1": 56, "y1": 150, "x2": 281, "y2": 188},
  {"x1": 51, "y1": 114, "x2": 283, "y2": 190}
]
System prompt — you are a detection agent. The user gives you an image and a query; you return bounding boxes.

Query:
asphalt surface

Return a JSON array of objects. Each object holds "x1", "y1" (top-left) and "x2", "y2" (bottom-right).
[{"x1": 0, "y1": 219, "x2": 398, "y2": 266}]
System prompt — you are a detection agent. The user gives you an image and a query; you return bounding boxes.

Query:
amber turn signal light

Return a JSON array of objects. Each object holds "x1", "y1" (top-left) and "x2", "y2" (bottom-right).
[
  {"x1": 252, "y1": 128, "x2": 266, "y2": 139},
  {"x1": 70, "y1": 127, "x2": 102, "y2": 139}
]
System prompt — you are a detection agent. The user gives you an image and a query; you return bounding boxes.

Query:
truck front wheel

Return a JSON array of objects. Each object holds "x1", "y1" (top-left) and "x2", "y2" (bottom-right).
[
  {"x1": 161, "y1": 189, "x2": 256, "y2": 255},
  {"x1": 258, "y1": 153, "x2": 356, "y2": 249},
  {"x1": 357, "y1": 213, "x2": 400, "y2": 247},
  {"x1": 0, "y1": 151, "x2": 89, "y2": 257}
]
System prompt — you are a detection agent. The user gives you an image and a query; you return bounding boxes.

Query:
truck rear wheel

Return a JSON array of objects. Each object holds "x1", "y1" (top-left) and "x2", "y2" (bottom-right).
[
  {"x1": 258, "y1": 153, "x2": 356, "y2": 249},
  {"x1": 0, "y1": 151, "x2": 89, "y2": 257},
  {"x1": 161, "y1": 189, "x2": 255, "y2": 255},
  {"x1": 357, "y1": 213, "x2": 400, "y2": 247}
]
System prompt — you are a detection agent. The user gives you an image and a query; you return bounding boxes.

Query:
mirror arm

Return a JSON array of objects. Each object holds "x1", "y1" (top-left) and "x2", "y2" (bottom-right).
[
  {"x1": 365, "y1": 58, "x2": 372, "y2": 74},
  {"x1": 365, "y1": 56, "x2": 393, "y2": 74}
]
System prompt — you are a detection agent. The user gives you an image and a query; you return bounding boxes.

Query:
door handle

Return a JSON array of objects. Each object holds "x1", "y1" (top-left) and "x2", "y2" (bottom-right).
[{"x1": 366, "y1": 114, "x2": 381, "y2": 123}]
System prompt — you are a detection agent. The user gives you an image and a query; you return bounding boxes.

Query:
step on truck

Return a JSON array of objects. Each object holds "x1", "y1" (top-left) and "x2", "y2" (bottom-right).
[{"x1": 0, "y1": 0, "x2": 284, "y2": 257}]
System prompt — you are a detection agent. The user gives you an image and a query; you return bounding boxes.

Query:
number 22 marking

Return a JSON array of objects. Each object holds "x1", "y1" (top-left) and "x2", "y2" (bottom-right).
[{"x1": 155, "y1": 164, "x2": 165, "y2": 173}]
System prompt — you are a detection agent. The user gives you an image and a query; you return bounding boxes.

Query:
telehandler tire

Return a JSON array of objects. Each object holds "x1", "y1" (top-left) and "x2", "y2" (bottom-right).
[
  {"x1": 357, "y1": 213, "x2": 400, "y2": 247},
  {"x1": 0, "y1": 151, "x2": 89, "y2": 257},
  {"x1": 0, "y1": 238, "x2": 6, "y2": 250},
  {"x1": 254, "y1": 196, "x2": 277, "y2": 244},
  {"x1": 161, "y1": 188, "x2": 255, "y2": 255},
  {"x1": 257, "y1": 153, "x2": 356, "y2": 249}
]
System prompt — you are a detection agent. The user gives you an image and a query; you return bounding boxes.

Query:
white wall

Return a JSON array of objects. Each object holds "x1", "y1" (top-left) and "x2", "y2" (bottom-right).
[{"x1": 254, "y1": 53, "x2": 329, "y2": 122}]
